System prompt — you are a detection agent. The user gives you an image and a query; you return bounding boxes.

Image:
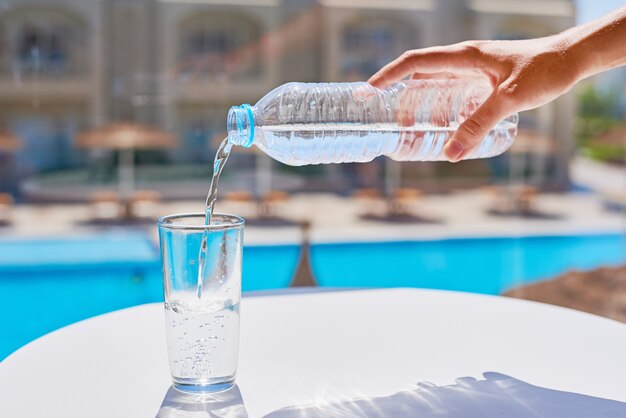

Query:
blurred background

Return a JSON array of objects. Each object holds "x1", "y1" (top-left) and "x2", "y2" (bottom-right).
[{"x1": 0, "y1": 0, "x2": 625, "y2": 359}]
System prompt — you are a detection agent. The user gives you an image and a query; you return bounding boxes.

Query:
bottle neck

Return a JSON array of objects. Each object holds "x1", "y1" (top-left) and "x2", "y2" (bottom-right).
[{"x1": 227, "y1": 104, "x2": 255, "y2": 148}]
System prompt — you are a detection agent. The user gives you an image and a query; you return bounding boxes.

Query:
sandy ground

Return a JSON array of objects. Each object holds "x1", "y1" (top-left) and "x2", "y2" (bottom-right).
[{"x1": 505, "y1": 266, "x2": 626, "y2": 324}]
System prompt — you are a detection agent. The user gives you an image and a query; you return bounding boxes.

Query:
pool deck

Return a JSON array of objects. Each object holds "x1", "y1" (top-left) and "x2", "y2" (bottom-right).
[
  {"x1": 3, "y1": 157, "x2": 624, "y2": 244},
  {"x1": 1, "y1": 186, "x2": 623, "y2": 245}
]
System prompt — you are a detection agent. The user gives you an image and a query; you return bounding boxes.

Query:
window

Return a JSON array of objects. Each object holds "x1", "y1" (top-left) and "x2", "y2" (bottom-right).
[
  {"x1": 341, "y1": 18, "x2": 415, "y2": 80},
  {"x1": 178, "y1": 14, "x2": 262, "y2": 80},
  {"x1": 17, "y1": 24, "x2": 69, "y2": 75},
  {"x1": 1, "y1": 8, "x2": 87, "y2": 76}
]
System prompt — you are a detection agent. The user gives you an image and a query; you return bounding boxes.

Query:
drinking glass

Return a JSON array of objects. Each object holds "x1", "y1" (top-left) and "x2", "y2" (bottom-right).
[{"x1": 158, "y1": 213, "x2": 244, "y2": 393}]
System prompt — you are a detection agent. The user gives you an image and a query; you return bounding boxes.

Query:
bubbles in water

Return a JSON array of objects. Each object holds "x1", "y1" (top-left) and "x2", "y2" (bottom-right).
[{"x1": 164, "y1": 299, "x2": 240, "y2": 381}]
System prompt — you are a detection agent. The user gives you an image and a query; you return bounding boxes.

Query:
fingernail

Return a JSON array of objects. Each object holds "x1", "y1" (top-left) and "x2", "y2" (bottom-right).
[{"x1": 445, "y1": 141, "x2": 464, "y2": 162}]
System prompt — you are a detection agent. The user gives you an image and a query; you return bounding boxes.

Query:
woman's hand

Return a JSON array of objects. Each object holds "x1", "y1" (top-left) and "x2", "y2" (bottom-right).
[{"x1": 368, "y1": 36, "x2": 581, "y2": 161}]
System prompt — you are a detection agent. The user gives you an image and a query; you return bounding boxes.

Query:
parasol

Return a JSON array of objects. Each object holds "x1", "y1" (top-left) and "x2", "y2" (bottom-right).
[
  {"x1": 77, "y1": 123, "x2": 177, "y2": 199},
  {"x1": 0, "y1": 130, "x2": 22, "y2": 152}
]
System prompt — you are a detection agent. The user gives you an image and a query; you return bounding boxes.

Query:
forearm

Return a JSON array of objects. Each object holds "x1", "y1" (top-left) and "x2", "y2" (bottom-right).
[{"x1": 562, "y1": 6, "x2": 626, "y2": 81}]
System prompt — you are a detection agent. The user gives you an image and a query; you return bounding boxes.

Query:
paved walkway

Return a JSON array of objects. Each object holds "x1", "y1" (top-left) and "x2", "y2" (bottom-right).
[
  {"x1": 571, "y1": 156, "x2": 626, "y2": 196},
  {"x1": 1, "y1": 185, "x2": 624, "y2": 245}
]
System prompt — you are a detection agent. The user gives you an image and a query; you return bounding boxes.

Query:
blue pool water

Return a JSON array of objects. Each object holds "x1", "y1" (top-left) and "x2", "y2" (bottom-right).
[
  {"x1": 0, "y1": 233, "x2": 299, "y2": 359},
  {"x1": 312, "y1": 234, "x2": 626, "y2": 294},
  {"x1": 1, "y1": 232, "x2": 625, "y2": 359}
]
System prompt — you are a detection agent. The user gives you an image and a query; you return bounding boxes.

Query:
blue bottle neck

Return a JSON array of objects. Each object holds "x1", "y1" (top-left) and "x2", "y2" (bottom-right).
[{"x1": 227, "y1": 104, "x2": 255, "y2": 148}]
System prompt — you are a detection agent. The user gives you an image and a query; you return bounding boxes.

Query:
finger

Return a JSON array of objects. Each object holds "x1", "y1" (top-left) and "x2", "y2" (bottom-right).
[
  {"x1": 411, "y1": 71, "x2": 496, "y2": 93},
  {"x1": 444, "y1": 95, "x2": 507, "y2": 162},
  {"x1": 411, "y1": 72, "x2": 458, "y2": 80},
  {"x1": 368, "y1": 46, "x2": 481, "y2": 88}
]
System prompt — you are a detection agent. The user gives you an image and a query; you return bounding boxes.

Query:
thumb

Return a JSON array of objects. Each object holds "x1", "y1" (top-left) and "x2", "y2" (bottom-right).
[{"x1": 444, "y1": 95, "x2": 506, "y2": 162}]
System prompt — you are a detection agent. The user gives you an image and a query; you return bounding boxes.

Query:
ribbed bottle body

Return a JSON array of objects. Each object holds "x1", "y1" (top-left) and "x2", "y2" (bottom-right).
[{"x1": 229, "y1": 80, "x2": 518, "y2": 166}]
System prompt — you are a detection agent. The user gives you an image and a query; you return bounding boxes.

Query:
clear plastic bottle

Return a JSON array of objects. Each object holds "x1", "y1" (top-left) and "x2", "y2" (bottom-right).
[{"x1": 227, "y1": 80, "x2": 518, "y2": 166}]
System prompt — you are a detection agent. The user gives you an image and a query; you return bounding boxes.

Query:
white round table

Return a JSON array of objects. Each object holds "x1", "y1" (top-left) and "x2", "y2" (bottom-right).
[{"x1": 2, "y1": 288, "x2": 626, "y2": 417}]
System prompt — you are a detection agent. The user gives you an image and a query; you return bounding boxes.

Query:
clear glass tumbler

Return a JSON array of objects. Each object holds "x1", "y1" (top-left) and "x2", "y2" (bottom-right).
[{"x1": 158, "y1": 213, "x2": 244, "y2": 393}]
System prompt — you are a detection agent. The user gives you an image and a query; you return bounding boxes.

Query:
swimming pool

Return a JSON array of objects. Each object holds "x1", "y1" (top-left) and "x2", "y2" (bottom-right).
[
  {"x1": 312, "y1": 234, "x2": 626, "y2": 294},
  {"x1": 0, "y1": 232, "x2": 300, "y2": 359},
  {"x1": 2, "y1": 231, "x2": 626, "y2": 359}
]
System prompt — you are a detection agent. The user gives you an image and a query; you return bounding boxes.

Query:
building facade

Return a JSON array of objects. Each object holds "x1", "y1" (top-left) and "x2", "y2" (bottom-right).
[{"x1": 0, "y1": 0, "x2": 576, "y2": 193}]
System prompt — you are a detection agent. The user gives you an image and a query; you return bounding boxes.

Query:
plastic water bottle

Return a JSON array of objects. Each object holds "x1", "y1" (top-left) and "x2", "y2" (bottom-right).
[{"x1": 227, "y1": 80, "x2": 518, "y2": 165}]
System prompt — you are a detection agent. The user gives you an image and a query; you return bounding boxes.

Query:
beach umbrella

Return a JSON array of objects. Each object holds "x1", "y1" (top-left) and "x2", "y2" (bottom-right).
[
  {"x1": 77, "y1": 123, "x2": 176, "y2": 198},
  {"x1": 0, "y1": 130, "x2": 22, "y2": 152}
]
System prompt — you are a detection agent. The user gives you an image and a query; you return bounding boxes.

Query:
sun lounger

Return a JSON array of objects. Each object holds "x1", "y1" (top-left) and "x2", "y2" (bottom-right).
[
  {"x1": 128, "y1": 190, "x2": 161, "y2": 219},
  {"x1": 258, "y1": 191, "x2": 289, "y2": 218},
  {"x1": 388, "y1": 188, "x2": 422, "y2": 216},
  {"x1": 224, "y1": 191, "x2": 255, "y2": 203},
  {"x1": 499, "y1": 185, "x2": 537, "y2": 214},
  {"x1": 485, "y1": 185, "x2": 548, "y2": 217},
  {"x1": 88, "y1": 191, "x2": 121, "y2": 221},
  {"x1": 352, "y1": 188, "x2": 383, "y2": 200}
]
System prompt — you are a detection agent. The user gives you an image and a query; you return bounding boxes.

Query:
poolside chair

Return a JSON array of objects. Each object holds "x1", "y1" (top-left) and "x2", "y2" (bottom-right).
[
  {"x1": 486, "y1": 185, "x2": 562, "y2": 220},
  {"x1": 258, "y1": 191, "x2": 289, "y2": 218},
  {"x1": 352, "y1": 188, "x2": 385, "y2": 217},
  {"x1": 88, "y1": 190, "x2": 122, "y2": 221},
  {"x1": 0, "y1": 193, "x2": 14, "y2": 226},
  {"x1": 240, "y1": 191, "x2": 298, "y2": 227},
  {"x1": 388, "y1": 188, "x2": 423, "y2": 216},
  {"x1": 221, "y1": 191, "x2": 256, "y2": 218},
  {"x1": 352, "y1": 188, "x2": 383, "y2": 200},
  {"x1": 128, "y1": 190, "x2": 161, "y2": 219},
  {"x1": 518, "y1": 186, "x2": 538, "y2": 213},
  {"x1": 486, "y1": 185, "x2": 539, "y2": 216},
  {"x1": 225, "y1": 191, "x2": 255, "y2": 203}
]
